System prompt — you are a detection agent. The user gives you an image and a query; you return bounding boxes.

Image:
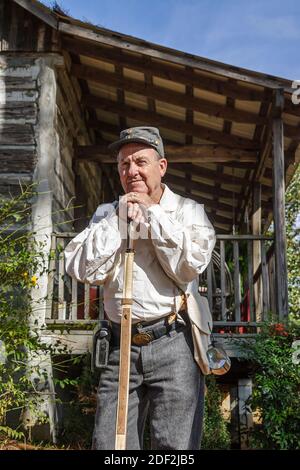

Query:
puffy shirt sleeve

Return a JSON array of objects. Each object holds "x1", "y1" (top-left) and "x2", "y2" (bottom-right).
[
  {"x1": 147, "y1": 199, "x2": 216, "y2": 286},
  {"x1": 64, "y1": 203, "x2": 122, "y2": 285}
]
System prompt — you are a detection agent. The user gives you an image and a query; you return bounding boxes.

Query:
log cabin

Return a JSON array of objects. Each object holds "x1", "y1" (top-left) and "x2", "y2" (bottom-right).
[{"x1": 0, "y1": 0, "x2": 299, "y2": 447}]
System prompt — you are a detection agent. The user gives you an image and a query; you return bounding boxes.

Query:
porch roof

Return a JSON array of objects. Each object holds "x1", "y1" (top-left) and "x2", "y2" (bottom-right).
[{"x1": 11, "y1": 0, "x2": 300, "y2": 232}]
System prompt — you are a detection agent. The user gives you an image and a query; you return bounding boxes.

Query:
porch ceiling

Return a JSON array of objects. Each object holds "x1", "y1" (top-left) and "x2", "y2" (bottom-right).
[{"x1": 12, "y1": 0, "x2": 300, "y2": 233}]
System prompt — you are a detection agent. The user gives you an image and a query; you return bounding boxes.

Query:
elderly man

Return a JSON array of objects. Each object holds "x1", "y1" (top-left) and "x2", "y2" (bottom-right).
[{"x1": 65, "y1": 127, "x2": 216, "y2": 450}]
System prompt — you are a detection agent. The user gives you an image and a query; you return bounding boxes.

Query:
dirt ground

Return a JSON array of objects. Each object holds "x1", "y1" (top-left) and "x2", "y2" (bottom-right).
[{"x1": 0, "y1": 440, "x2": 83, "y2": 450}]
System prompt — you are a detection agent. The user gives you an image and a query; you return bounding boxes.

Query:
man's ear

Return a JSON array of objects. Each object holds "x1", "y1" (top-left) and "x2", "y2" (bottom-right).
[{"x1": 159, "y1": 158, "x2": 167, "y2": 177}]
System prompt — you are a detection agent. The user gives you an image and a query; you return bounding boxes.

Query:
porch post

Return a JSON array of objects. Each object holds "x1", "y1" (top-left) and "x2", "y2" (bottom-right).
[
  {"x1": 272, "y1": 88, "x2": 289, "y2": 319},
  {"x1": 252, "y1": 182, "x2": 262, "y2": 320},
  {"x1": 28, "y1": 55, "x2": 62, "y2": 442}
]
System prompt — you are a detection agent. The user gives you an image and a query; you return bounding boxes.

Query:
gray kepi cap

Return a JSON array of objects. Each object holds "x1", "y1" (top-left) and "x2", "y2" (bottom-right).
[{"x1": 108, "y1": 126, "x2": 165, "y2": 158}]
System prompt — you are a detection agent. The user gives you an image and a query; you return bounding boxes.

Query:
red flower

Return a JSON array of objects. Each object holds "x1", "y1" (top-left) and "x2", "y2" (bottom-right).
[{"x1": 270, "y1": 323, "x2": 288, "y2": 337}]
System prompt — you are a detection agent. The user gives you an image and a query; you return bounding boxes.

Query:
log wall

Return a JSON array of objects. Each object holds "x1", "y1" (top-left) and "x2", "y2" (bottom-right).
[
  {"x1": 0, "y1": 0, "x2": 105, "y2": 230},
  {"x1": 0, "y1": 56, "x2": 38, "y2": 195},
  {"x1": 0, "y1": 53, "x2": 104, "y2": 231}
]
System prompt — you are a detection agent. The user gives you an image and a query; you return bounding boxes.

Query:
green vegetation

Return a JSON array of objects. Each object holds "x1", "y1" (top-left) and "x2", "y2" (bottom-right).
[
  {"x1": 0, "y1": 185, "x2": 72, "y2": 444},
  {"x1": 285, "y1": 164, "x2": 300, "y2": 317},
  {"x1": 239, "y1": 318, "x2": 300, "y2": 449},
  {"x1": 202, "y1": 375, "x2": 231, "y2": 450}
]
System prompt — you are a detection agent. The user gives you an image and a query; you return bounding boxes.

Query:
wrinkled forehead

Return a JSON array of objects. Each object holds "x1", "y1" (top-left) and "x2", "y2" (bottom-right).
[{"x1": 117, "y1": 143, "x2": 157, "y2": 162}]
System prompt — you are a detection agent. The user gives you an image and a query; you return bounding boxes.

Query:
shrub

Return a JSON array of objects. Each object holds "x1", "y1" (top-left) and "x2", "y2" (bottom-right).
[
  {"x1": 0, "y1": 185, "x2": 70, "y2": 443},
  {"x1": 201, "y1": 375, "x2": 231, "y2": 449},
  {"x1": 239, "y1": 318, "x2": 300, "y2": 449}
]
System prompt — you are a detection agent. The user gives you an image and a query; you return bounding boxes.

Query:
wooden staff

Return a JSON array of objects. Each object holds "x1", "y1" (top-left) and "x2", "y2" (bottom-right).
[{"x1": 115, "y1": 222, "x2": 135, "y2": 450}]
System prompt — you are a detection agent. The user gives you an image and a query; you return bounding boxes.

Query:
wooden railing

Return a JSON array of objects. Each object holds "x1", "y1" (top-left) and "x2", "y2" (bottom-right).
[
  {"x1": 46, "y1": 233, "x2": 275, "y2": 333},
  {"x1": 46, "y1": 232, "x2": 105, "y2": 324},
  {"x1": 199, "y1": 234, "x2": 275, "y2": 333}
]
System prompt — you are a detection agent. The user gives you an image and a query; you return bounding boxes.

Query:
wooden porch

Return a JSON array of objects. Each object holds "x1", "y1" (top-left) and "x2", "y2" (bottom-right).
[
  {"x1": 43, "y1": 231, "x2": 276, "y2": 356},
  {"x1": 0, "y1": 0, "x2": 300, "y2": 356},
  {"x1": 1, "y1": 0, "x2": 299, "y2": 446},
  {"x1": 1, "y1": 0, "x2": 299, "y2": 348},
  {"x1": 0, "y1": 1, "x2": 296, "y2": 349}
]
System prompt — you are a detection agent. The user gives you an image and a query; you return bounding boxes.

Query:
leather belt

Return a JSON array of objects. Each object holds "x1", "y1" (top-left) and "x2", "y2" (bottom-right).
[
  {"x1": 132, "y1": 312, "x2": 178, "y2": 346},
  {"x1": 111, "y1": 312, "x2": 187, "y2": 347}
]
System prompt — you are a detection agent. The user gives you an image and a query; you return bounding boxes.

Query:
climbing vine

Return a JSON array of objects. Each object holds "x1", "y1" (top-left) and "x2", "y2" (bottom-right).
[{"x1": 0, "y1": 184, "x2": 72, "y2": 444}]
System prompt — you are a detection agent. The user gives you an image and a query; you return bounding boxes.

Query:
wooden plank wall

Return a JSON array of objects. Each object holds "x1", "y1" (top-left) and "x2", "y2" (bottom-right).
[
  {"x1": 0, "y1": 54, "x2": 79, "y2": 232},
  {"x1": 0, "y1": 54, "x2": 103, "y2": 233},
  {"x1": 0, "y1": 56, "x2": 38, "y2": 195},
  {"x1": 0, "y1": 0, "x2": 58, "y2": 52},
  {"x1": 0, "y1": 0, "x2": 104, "y2": 230}
]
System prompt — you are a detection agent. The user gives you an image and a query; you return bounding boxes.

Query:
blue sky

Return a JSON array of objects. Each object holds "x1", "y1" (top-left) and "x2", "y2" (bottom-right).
[{"x1": 41, "y1": 0, "x2": 300, "y2": 79}]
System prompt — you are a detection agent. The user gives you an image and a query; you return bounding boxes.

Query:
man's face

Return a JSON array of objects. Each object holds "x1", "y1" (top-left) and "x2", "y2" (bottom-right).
[{"x1": 117, "y1": 143, "x2": 167, "y2": 196}]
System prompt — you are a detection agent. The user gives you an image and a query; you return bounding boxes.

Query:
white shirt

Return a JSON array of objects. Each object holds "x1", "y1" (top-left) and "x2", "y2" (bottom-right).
[{"x1": 64, "y1": 185, "x2": 216, "y2": 325}]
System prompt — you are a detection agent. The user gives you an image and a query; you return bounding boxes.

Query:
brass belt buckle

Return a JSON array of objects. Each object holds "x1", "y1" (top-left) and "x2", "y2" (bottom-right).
[
  {"x1": 132, "y1": 332, "x2": 153, "y2": 346},
  {"x1": 167, "y1": 312, "x2": 177, "y2": 325}
]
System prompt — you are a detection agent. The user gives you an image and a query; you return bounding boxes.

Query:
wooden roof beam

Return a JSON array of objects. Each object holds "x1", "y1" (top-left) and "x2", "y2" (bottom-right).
[
  {"x1": 76, "y1": 143, "x2": 257, "y2": 164},
  {"x1": 170, "y1": 164, "x2": 274, "y2": 196},
  {"x1": 164, "y1": 173, "x2": 240, "y2": 199},
  {"x1": 71, "y1": 63, "x2": 267, "y2": 125},
  {"x1": 62, "y1": 36, "x2": 270, "y2": 102},
  {"x1": 83, "y1": 95, "x2": 260, "y2": 150},
  {"x1": 165, "y1": 188, "x2": 237, "y2": 214},
  {"x1": 87, "y1": 120, "x2": 258, "y2": 168},
  {"x1": 169, "y1": 163, "x2": 246, "y2": 186},
  {"x1": 59, "y1": 23, "x2": 293, "y2": 93},
  {"x1": 13, "y1": 0, "x2": 58, "y2": 29}
]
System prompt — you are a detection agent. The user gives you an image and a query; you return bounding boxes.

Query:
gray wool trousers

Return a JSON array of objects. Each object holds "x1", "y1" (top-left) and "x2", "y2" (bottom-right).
[{"x1": 92, "y1": 320, "x2": 205, "y2": 450}]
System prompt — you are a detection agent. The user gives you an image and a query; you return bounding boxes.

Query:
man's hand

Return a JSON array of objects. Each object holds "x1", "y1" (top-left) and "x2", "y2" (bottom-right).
[
  {"x1": 119, "y1": 192, "x2": 156, "y2": 223},
  {"x1": 126, "y1": 192, "x2": 155, "y2": 209}
]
